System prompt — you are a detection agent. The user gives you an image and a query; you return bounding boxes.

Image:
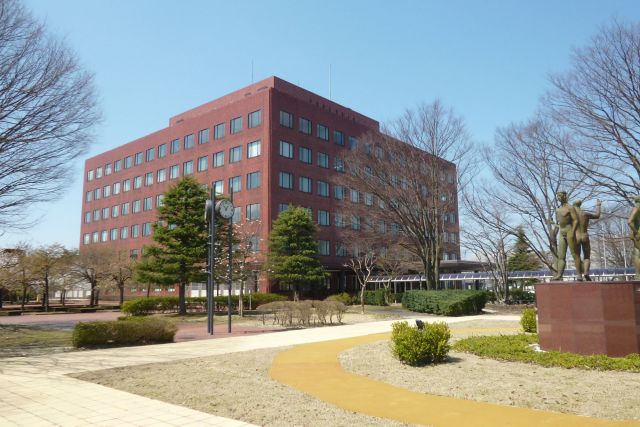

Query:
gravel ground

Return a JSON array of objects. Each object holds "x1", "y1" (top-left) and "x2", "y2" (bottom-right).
[{"x1": 340, "y1": 331, "x2": 640, "y2": 420}]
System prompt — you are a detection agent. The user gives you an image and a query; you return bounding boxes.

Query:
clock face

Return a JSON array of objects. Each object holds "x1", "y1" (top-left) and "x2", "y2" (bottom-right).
[{"x1": 216, "y1": 199, "x2": 234, "y2": 219}]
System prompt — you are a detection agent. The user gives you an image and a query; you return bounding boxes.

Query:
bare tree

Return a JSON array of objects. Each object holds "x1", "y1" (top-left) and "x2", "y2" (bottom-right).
[
  {"x1": 547, "y1": 21, "x2": 640, "y2": 203},
  {"x1": 71, "y1": 246, "x2": 111, "y2": 307},
  {"x1": 109, "y1": 251, "x2": 136, "y2": 306},
  {"x1": 233, "y1": 220, "x2": 262, "y2": 316},
  {"x1": 28, "y1": 244, "x2": 73, "y2": 311},
  {"x1": 339, "y1": 100, "x2": 471, "y2": 290},
  {"x1": 376, "y1": 244, "x2": 411, "y2": 301},
  {"x1": 590, "y1": 204, "x2": 633, "y2": 269},
  {"x1": 0, "y1": 0, "x2": 100, "y2": 231},
  {"x1": 483, "y1": 117, "x2": 595, "y2": 274},
  {"x1": 344, "y1": 247, "x2": 376, "y2": 314}
]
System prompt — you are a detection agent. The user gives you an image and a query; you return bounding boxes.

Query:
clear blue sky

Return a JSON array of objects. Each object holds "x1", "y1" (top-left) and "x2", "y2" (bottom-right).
[{"x1": 2, "y1": 0, "x2": 639, "y2": 249}]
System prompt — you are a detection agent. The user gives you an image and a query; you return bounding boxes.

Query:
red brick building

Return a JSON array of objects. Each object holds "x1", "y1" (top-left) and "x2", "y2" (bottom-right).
[{"x1": 80, "y1": 77, "x2": 460, "y2": 296}]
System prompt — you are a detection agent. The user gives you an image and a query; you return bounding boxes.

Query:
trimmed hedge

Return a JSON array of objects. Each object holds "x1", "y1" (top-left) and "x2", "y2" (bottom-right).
[
  {"x1": 72, "y1": 317, "x2": 177, "y2": 348},
  {"x1": 363, "y1": 289, "x2": 389, "y2": 306},
  {"x1": 325, "y1": 292, "x2": 355, "y2": 305},
  {"x1": 121, "y1": 293, "x2": 287, "y2": 316},
  {"x1": 391, "y1": 321, "x2": 451, "y2": 366},
  {"x1": 521, "y1": 308, "x2": 537, "y2": 333},
  {"x1": 402, "y1": 290, "x2": 488, "y2": 316},
  {"x1": 509, "y1": 288, "x2": 536, "y2": 304}
]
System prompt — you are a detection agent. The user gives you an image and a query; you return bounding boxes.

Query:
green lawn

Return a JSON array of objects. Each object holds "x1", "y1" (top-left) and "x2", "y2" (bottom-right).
[
  {"x1": 0, "y1": 325, "x2": 74, "y2": 358},
  {"x1": 453, "y1": 334, "x2": 640, "y2": 372}
]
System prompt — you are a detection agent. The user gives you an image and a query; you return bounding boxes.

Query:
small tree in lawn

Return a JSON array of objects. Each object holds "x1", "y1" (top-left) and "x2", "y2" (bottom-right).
[
  {"x1": 265, "y1": 207, "x2": 327, "y2": 301},
  {"x1": 72, "y1": 246, "x2": 112, "y2": 307},
  {"x1": 345, "y1": 248, "x2": 377, "y2": 314},
  {"x1": 109, "y1": 251, "x2": 136, "y2": 306},
  {"x1": 135, "y1": 177, "x2": 207, "y2": 315}
]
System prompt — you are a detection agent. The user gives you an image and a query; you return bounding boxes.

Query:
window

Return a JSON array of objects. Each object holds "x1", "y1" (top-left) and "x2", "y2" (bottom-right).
[
  {"x1": 83, "y1": 234, "x2": 90, "y2": 245},
  {"x1": 299, "y1": 146, "x2": 312, "y2": 164},
  {"x1": 170, "y1": 139, "x2": 180, "y2": 154},
  {"x1": 280, "y1": 110, "x2": 293, "y2": 128},
  {"x1": 247, "y1": 140, "x2": 261, "y2": 158},
  {"x1": 336, "y1": 242, "x2": 347, "y2": 257},
  {"x1": 334, "y1": 157, "x2": 344, "y2": 172},
  {"x1": 317, "y1": 124, "x2": 329, "y2": 140},
  {"x1": 142, "y1": 222, "x2": 152, "y2": 236},
  {"x1": 94, "y1": 188, "x2": 101, "y2": 200},
  {"x1": 318, "y1": 210, "x2": 330, "y2": 226},
  {"x1": 114, "y1": 160, "x2": 122, "y2": 172},
  {"x1": 317, "y1": 181, "x2": 329, "y2": 197},
  {"x1": 214, "y1": 180, "x2": 224, "y2": 195},
  {"x1": 146, "y1": 148, "x2": 155, "y2": 162},
  {"x1": 299, "y1": 117, "x2": 311, "y2": 135},
  {"x1": 199, "y1": 128, "x2": 209, "y2": 144},
  {"x1": 157, "y1": 168, "x2": 166, "y2": 183},
  {"x1": 246, "y1": 203, "x2": 260, "y2": 220},
  {"x1": 450, "y1": 213, "x2": 456, "y2": 224},
  {"x1": 156, "y1": 194, "x2": 164, "y2": 207},
  {"x1": 230, "y1": 146, "x2": 242, "y2": 163},
  {"x1": 249, "y1": 236, "x2": 260, "y2": 252},
  {"x1": 110, "y1": 228, "x2": 118, "y2": 241},
  {"x1": 450, "y1": 232, "x2": 457, "y2": 243},
  {"x1": 247, "y1": 171, "x2": 261, "y2": 189},
  {"x1": 96, "y1": 167, "x2": 103, "y2": 179},
  {"x1": 279, "y1": 141, "x2": 293, "y2": 158},
  {"x1": 317, "y1": 152, "x2": 329, "y2": 168},
  {"x1": 113, "y1": 182, "x2": 121, "y2": 195},
  {"x1": 84, "y1": 212, "x2": 91, "y2": 223},
  {"x1": 351, "y1": 215, "x2": 361, "y2": 230},
  {"x1": 334, "y1": 130, "x2": 344, "y2": 146},
  {"x1": 131, "y1": 224, "x2": 140, "y2": 238},
  {"x1": 143, "y1": 197, "x2": 153, "y2": 211},
  {"x1": 184, "y1": 134, "x2": 194, "y2": 149},
  {"x1": 102, "y1": 207, "x2": 109, "y2": 219},
  {"x1": 133, "y1": 176, "x2": 142, "y2": 189},
  {"x1": 158, "y1": 144, "x2": 167, "y2": 158},
  {"x1": 105, "y1": 163, "x2": 112, "y2": 175},
  {"x1": 197, "y1": 156, "x2": 208, "y2": 172},
  {"x1": 169, "y1": 164, "x2": 179, "y2": 179},
  {"x1": 145, "y1": 172, "x2": 153, "y2": 186},
  {"x1": 334, "y1": 185, "x2": 344, "y2": 200},
  {"x1": 279, "y1": 172, "x2": 293, "y2": 189},
  {"x1": 214, "y1": 123, "x2": 225, "y2": 139},
  {"x1": 349, "y1": 136, "x2": 358, "y2": 150},
  {"x1": 379, "y1": 220, "x2": 387, "y2": 234},
  {"x1": 299, "y1": 176, "x2": 312, "y2": 193},
  {"x1": 318, "y1": 240, "x2": 330, "y2": 256},
  {"x1": 248, "y1": 110, "x2": 261, "y2": 128},
  {"x1": 121, "y1": 202, "x2": 130, "y2": 216},
  {"x1": 103, "y1": 185, "x2": 111, "y2": 197},
  {"x1": 213, "y1": 151, "x2": 224, "y2": 167},
  {"x1": 278, "y1": 203, "x2": 290, "y2": 213},
  {"x1": 135, "y1": 152, "x2": 143, "y2": 165},
  {"x1": 101, "y1": 230, "x2": 108, "y2": 242},
  {"x1": 92, "y1": 232, "x2": 99, "y2": 243},
  {"x1": 111, "y1": 205, "x2": 119, "y2": 218},
  {"x1": 120, "y1": 226, "x2": 128, "y2": 239},
  {"x1": 183, "y1": 160, "x2": 194, "y2": 176},
  {"x1": 232, "y1": 207, "x2": 241, "y2": 224},
  {"x1": 87, "y1": 170, "x2": 94, "y2": 181},
  {"x1": 86, "y1": 191, "x2": 92, "y2": 202},
  {"x1": 230, "y1": 116, "x2": 242, "y2": 134},
  {"x1": 124, "y1": 156, "x2": 132, "y2": 169},
  {"x1": 229, "y1": 176, "x2": 241, "y2": 193},
  {"x1": 132, "y1": 200, "x2": 141, "y2": 213},
  {"x1": 364, "y1": 192, "x2": 373, "y2": 206},
  {"x1": 93, "y1": 209, "x2": 99, "y2": 221}
]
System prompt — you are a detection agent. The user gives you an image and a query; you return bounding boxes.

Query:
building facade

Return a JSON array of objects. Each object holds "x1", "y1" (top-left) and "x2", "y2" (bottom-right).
[{"x1": 80, "y1": 77, "x2": 460, "y2": 296}]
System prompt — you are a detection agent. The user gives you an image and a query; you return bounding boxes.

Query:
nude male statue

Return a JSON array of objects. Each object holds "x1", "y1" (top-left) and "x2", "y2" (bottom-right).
[
  {"x1": 552, "y1": 191, "x2": 583, "y2": 281},
  {"x1": 573, "y1": 199, "x2": 601, "y2": 281},
  {"x1": 627, "y1": 196, "x2": 640, "y2": 280}
]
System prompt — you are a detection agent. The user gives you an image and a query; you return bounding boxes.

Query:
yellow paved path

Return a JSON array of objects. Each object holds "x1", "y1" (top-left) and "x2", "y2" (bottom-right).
[{"x1": 269, "y1": 328, "x2": 640, "y2": 427}]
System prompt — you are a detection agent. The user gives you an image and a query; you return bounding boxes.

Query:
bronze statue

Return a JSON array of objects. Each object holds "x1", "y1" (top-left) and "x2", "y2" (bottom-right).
[
  {"x1": 573, "y1": 199, "x2": 601, "y2": 281},
  {"x1": 552, "y1": 191, "x2": 582, "y2": 281},
  {"x1": 627, "y1": 196, "x2": 640, "y2": 280}
]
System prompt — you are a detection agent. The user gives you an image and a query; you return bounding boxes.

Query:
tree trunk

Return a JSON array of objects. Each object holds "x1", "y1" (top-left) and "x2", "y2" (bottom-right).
[
  {"x1": 146, "y1": 283, "x2": 151, "y2": 298},
  {"x1": 0, "y1": 287, "x2": 3, "y2": 309},
  {"x1": 44, "y1": 275, "x2": 50, "y2": 312},
  {"x1": 89, "y1": 281, "x2": 95, "y2": 307},
  {"x1": 178, "y1": 283, "x2": 186, "y2": 315},
  {"x1": 21, "y1": 283, "x2": 27, "y2": 310},
  {"x1": 119, "y1": 285, "x2": 124, "y2": 306},
  {"x1": 94, "y1": 289, "x2": 100, "y2": 306},
  {"x1": 238, "y1": 280, "x2": 244, "y2": 317},
  {"x1": 360, "y1": 285, "x2": 365, "y2": 314}
]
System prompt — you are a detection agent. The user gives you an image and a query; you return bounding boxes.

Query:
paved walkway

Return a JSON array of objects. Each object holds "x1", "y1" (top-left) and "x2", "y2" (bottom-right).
[
  {"x1": 270, "y1": 330, "x2": 640, "y2": 427},
  {"x1": 2, "y1": 314, "x2": 601, "y2": 427}
]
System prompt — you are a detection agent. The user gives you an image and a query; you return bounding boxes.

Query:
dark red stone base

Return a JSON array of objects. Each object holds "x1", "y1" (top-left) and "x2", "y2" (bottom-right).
[{"x1": 535, "y1": 281, "x2": 640, "y2": 357}]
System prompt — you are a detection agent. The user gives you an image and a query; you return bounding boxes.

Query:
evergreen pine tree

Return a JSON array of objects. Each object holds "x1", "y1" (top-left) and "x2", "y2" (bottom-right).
[
  {"x1": 265, "y1": 207, "x2": 327, "y2": 300},
  {"x1": 507, "y1": 227, "x2": 541, "y2": 271}
]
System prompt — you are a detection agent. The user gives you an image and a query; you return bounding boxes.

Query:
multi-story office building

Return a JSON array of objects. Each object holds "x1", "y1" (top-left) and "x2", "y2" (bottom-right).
[{"x1": 80, "y1": 76, "x2": 460, "y2": 295}]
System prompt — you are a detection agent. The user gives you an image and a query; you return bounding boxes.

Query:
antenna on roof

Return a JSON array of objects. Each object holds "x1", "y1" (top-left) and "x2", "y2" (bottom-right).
[
  {"x1": 251, "y1": 60, "x2": 254, "y2": 83},
  {"x1": 329, "y1": 63, "x2": 332, "y2": 100}
]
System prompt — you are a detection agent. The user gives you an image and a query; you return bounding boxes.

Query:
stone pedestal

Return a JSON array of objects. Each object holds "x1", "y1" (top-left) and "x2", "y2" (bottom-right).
[{"x1": 535, "y1": 281, "x2": 640, "y2": 357}]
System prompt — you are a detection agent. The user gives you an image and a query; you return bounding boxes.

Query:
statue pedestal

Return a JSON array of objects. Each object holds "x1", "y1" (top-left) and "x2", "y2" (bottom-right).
[{"x1": 535, "y1": 281, "x2": 640, "y2": 357}]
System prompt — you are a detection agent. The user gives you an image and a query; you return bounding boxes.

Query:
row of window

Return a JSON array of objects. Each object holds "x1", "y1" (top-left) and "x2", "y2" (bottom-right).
[
  {"x1": 279, "y1": 110, "x2": 357, "y2": 148},
  {"x1": 86, "y1": 110, "x2": 263, "y2": 182}
]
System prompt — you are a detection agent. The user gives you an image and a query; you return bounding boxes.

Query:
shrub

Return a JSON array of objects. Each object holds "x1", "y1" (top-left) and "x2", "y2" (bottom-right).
[
  {"x1": 509, "y1": 288, "x2": 536, "y2": 304},
  {"x1": 363, "y1": 289, "x2": 389, "y2": 306},
  {"x1": 256, "y1": 300, "x2": 346, "y2": 326},
  {"x1": 453, "y1": 334, "x2": 640, "y2": 372},
  {"x1": 325, "y1": 292, "x2": 354, "y2": 305},
  {"x1": 520, "y1": 308, "x2": 537, "y2": 333},
  {"x1": 72, "y1": 317, "x2": 177, "y2": 348},
  {"x1": 402, "y1": 290, "x2": 488, "y2": 316},
  {"x1": 120, "y1": 293, "x2": 287, "y2": 315},
  {"x1": 390, "y1": 321, "x2": 451, "y2": 366}
]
